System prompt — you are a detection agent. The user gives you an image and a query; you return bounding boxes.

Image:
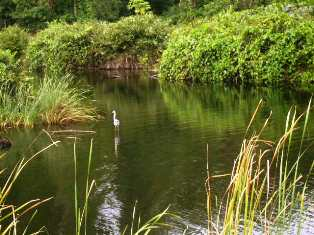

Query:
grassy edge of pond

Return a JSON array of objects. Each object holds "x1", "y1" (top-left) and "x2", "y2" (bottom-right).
[
  {"x1": 0, "y1": 76, "x2": 97, "y2": 129},
  {"x1": 1, "y1": 102, "x2": 313, "y2": 234},
  {"x1": 206, "y1": 99, "x2": 314, "y2": 234}
]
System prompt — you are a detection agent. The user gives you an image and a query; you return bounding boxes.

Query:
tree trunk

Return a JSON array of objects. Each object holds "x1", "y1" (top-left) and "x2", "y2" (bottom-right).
[
  {"x1": 74, "y1": 0, "x2": 77, "y2": 17},
  {"x1": 191, "y1": 0, "x2": 197, "y2": 8},
  {"x1": 47, "y1": 0, "x2": 55, "y2": 9}
]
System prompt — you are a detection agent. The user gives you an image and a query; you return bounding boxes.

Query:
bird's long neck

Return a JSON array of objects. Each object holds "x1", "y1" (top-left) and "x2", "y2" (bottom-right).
[{"x1": 113, "y1": 113, "x2": 116, "y2": 120}]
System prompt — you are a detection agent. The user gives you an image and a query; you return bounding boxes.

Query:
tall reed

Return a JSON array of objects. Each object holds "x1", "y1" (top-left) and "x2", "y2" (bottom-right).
[
  {"x1": 73, "y1": 138, "x2": 96, "y2": 235},
  {"x1": 123, "y1": 202, "x2": 173, "y2": 235},
  {"x1": 0, "y1": 141, "x2": 58, "y2": 234},
  {"x1": 72, "y1": 138, "x2": 173, "y2": 235},
  {"x1": 206, "y1": 99, "x2": 313, "y2": 234}
]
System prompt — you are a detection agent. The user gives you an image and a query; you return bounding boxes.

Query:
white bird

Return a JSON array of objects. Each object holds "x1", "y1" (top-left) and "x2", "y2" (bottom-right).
[{"x1": 112, "y1": 110, "x2": 120, "y2": 129}]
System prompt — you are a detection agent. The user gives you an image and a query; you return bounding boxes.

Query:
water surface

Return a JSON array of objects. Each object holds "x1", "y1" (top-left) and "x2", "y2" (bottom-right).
[{"x1": 3, "y1": 71, "x2": 314, "y2": 234}]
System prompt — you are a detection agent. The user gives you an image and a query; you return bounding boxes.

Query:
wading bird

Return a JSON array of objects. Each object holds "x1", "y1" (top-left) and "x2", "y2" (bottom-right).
[{"x1": 112, "y1": 110, "x2": 120, "y2": 131}]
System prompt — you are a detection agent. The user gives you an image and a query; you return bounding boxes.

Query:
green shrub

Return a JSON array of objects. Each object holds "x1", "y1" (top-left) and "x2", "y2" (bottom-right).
[
  {"x1": 26, "y1": 21, "x2": 95, "y2": 74},
  {"x1": 162, "y1": 0, "x2": 231, "y2": 24},
  {"x1": 26, "y1": 15, "x2": 171, "y2": 75},
  {"x1": 90, "y1": 14, "x2": 171, "y2": 66},
  {"x1": 0, "y1": 25, "x2": 29, "y2": 58},
  {"x1": 0, "y1": 49, "x2": 20, "y2": 83},
  {"x1": 159, "y1": 7, "x2": 314, "y2": 85},
  {"x1": 128, "y1": 0, "x2": 151, "y2": 15}
]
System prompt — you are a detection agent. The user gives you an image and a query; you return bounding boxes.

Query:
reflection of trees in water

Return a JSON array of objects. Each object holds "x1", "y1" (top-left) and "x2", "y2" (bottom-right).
[
  {"x1": 160, "y1": 82, "x2": 313, "y2": 139},
  {"x1": 2, "y1": 129, "x2": 101, "y2": 234},
  {"x1": 161, "y1": 82, "x2": 314, "y2": 233},
  {"x1": 91, "y1": 74, "x2": 314, "y2": 233},
  {"x1": 2, "y1": 71, "x2": 314, "y2": 234}
]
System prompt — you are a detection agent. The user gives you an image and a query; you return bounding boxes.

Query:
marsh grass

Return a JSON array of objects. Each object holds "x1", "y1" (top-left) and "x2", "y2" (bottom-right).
[
  {"x1": 0, "y1": 83, "x2": 36, "y2": 129},
  {"x1": 0, "y1": 141, "x2": 58, "y2": 234},
  {"x1": 0, "y1": 76, "x2": 97, "y2": 129},
  {"x1": 123, "y1": 202, "x2": 173, "y2": 235},
  {"x1": 37, "y1": 77, "x2": 97, "y2": 125},
  {"x1": 206, "y1": 99, "x2": 313, "y2": 234},
  {"x1": 73, "y1": 138, "x2": 96, "y2": 235}
]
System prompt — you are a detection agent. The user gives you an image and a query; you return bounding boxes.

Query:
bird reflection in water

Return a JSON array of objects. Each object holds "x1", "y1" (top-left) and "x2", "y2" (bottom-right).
[{"x1": 114, "y1": 135, "x2": 120, "y2": 157}]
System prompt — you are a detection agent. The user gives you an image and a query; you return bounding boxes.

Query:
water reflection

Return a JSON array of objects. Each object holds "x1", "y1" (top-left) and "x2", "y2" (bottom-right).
[
  {"x1": 1, "y1": 71, "x2": 313, "y2": 234},
  {"x1": 114, "y1": 136, "x2": 120, "y2": 158}
]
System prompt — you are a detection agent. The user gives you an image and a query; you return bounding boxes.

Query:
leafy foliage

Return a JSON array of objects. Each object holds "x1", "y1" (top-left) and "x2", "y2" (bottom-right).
[
  {"x1": 128, "y1": 0, "x2": 151, "y2": 15},
  {"x1": 90, "y1": 14, "x2": 171, "y2": 66},
  {"x1": 0, "y1": 49, "x2": 19, "y2": 82},
  {"x1": 26, "y1": 15, "x2": 171, "y2": 74},
  {"x1": 11, "y1": 0, "x2": 53, "y2": 29},
  {"x1": 80, "y1": 0, "x2": 123, "y2": 21},
  {"x1": 159, "y1": 6, "x2": 314, "y2": 85},
  {"x1": 163, "y1": 0, "x2": 314, "y2": 24},
  {"x1": 0, "y1": 25, "x2": 29, "y2": 57},
  {"x1": 0, "y1": 0, "x2": 126, "y2": 30},
  {"x1": 26, "y1": 21, "x2": 95, "y2": 74}
]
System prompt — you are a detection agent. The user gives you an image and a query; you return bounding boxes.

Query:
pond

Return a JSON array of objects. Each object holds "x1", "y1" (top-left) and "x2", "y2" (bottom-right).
[{"x1": 2, "y1": 71, "x2": 314, "y2": 234}]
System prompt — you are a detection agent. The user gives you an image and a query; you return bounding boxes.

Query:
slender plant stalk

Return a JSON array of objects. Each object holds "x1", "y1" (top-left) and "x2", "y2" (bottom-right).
[{"x1": 207, "y1": 100, "x2": 313, "y2": 235}]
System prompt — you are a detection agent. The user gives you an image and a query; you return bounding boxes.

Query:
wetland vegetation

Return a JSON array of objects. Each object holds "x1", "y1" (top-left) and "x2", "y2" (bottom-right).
[{"x1": 0, "y1": 0, "x2": 313, "y2": 234}]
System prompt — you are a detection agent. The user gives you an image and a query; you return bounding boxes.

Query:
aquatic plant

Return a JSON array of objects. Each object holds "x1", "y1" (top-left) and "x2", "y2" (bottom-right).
[
  {"x1": 0, "y1": 83, "x2": 36, "y2": 128},
  {"x1": 37, "y1": 77, "x2": 97, "y2": 125},
  {"x1": 160, "y1": 6, "x2": 314, "y2": 85},
  {"x1": 74, "y1": 139, "x2": 96, "y2": 235},
  {"x1": 206, "y1": 99, "x2": 313, "y2": 234},
  {"x1": 123, "y1": 201, "x2": 173, "y2": 235},
  {"x1": 0, "y1": 141, "x2": 58, "y2": 234},
  {"x1": 0, "y1": 75, "x2": 97, "y2": 129}
]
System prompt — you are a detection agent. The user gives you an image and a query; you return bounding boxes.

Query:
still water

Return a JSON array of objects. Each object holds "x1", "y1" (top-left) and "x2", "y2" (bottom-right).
[{"x1": 2, "y1": 71, "x2": 314, "y2": 234}]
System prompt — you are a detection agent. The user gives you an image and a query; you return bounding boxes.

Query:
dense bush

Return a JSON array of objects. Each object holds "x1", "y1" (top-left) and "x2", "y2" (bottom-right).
[
  {"x1": 90, "y1": 14, "x2": 171, "y2": 66},
  {"x1": 159, "y1": 7, "x2": 314, "y2": 85},
  {"x1": 0, "y1": 25, "x2": 29, "y2": 58},
  {"x1": 26, "y1": 14, "x2": 171, "y2": 75},
  {"x1": 162, "y1": 0, "x2": 231, "y2": 24},
  {"x1": 0, "y1": 49, "x2": 20, "y2": 84},
  {"x1": 26, "y1": 21, "x2": 95, "y2": 74},
  {"x1": 0, "y1": 26, "x2": 29, "y2": 87}
]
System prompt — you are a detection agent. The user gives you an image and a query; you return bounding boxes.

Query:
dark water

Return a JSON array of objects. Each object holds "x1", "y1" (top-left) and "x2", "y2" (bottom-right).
[{"x1": 2, "y1": 71, "x2": 314, "y2": 234}]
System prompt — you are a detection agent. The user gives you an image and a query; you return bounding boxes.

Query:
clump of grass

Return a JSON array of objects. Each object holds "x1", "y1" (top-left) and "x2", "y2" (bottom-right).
[
  {"x1": 0, "y1": 83, "x2": 36, "y2": 129},
  {"x1": 37, "y1": 76, "x2": 97, "y2": 125},
  {"x1": 207, "y1": 99, "x2": 313, "y2": 234},
  {"x1": 0, "y1": 75, "x2": 97, "y2": 129},
  {"x1": 0, "y1": 141, "x2": 58, "y2": 234}
]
